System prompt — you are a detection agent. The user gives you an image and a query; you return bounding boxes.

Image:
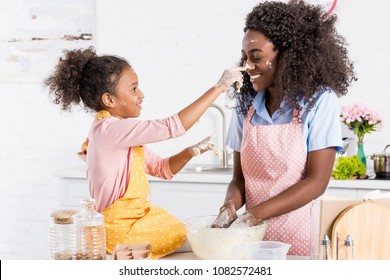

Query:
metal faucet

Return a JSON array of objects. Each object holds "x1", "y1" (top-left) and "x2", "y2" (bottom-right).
[{"x1": 209, "y1": 103, "x2": 229, "y2": 168}]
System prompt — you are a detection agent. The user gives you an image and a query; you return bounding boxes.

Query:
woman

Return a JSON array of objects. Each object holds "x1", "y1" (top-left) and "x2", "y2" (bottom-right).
[{"x1": 212, "y1": 0, "x2": 357, "y2": 256}]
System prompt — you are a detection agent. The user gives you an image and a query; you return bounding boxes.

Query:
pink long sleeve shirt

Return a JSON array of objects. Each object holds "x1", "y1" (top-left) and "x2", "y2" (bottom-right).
[{"x1": 86, "y1": 114, "x2": 186, "y2": 212}]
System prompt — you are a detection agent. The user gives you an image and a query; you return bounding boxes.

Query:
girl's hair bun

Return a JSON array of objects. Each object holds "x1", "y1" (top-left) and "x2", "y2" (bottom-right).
[{"x1": 44, "y1": 46, "x2": 97, "y2": 111}]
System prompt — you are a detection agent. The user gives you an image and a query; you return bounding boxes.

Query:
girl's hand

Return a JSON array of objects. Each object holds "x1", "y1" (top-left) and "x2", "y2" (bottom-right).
[
  {"x1": 229, "y1": 211, "x2": 261, "y2": 228},
  {"x1": 211, "y1": 200, "x2": 238, "y2": 228},
  {"x1": 214, "y1": 66, "x2": 245, "y2": 92},
  {"x1": 188, "y1": 135, "x2": 222, "y2": 159}
]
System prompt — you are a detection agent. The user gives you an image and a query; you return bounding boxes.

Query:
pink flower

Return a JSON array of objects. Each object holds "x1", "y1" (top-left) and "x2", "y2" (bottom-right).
[{"x1": 340, "y1": 103, "x2": 382, "y2": 143}]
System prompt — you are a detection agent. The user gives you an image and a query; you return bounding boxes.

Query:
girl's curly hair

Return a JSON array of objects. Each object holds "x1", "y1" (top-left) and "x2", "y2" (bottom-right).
[
  {"x1": 44, "y1": 46, "x2": 130, "y2": 112},
  {"x1": 234, "y1": 0, "x2": 357, "y2": 116}
]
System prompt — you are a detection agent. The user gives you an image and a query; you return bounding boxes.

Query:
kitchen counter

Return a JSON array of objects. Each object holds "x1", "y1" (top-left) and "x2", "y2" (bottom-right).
[
  {"x1": 161, "y1": 252, "x2": 199, "y2": 260},
  {"x1": 56, "y1": 165, "x2": 390, "y2": 215},
  {"x1": 159, "y1": 252, "x2": 309, "y2": 260},
  {"x1": 150, "y1": 171, "x2": 390, "y2": 190},
  {"x1": 57, "y1": 165, "x2": 390, "y2": 191},
  {"x1": 56, "y1": 166, "x2": 387, "y2": 261},
  {"x1": 105, "y1": 251, "x2": 309, "y2": 260}
]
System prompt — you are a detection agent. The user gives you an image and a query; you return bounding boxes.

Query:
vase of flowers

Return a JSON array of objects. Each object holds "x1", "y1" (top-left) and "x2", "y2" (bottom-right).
[
  {"x1": 340, "y1": 104, "x2": 383, "y2": 172},
  {"x1": 357, "y1": 142, "x2": 366, "y2": 166}
]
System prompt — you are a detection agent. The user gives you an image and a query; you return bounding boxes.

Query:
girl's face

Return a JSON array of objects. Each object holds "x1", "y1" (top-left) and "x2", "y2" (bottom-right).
[
  {"x1": 241, "y1": 30, "x2": 279, "y2": 93},
  {"x1": 109, "y1": 67, "x2": 144, "y2": 119}
]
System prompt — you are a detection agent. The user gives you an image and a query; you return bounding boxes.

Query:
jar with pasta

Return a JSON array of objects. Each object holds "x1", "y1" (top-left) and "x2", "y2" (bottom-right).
[
  {"x1": 50, "y1": 209, "x2": 79, "y2": 260},
  {"x1": 72, "y1": 198, "x2": 106, "y2": 260}
]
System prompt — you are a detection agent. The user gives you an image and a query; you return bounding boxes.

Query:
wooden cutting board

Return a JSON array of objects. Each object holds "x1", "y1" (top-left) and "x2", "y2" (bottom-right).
[{"x1": 331, "y1": 201, "x2": 390, "y2": 260}]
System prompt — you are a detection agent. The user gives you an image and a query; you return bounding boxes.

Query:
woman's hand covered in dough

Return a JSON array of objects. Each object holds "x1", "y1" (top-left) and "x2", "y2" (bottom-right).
[
  {"x1": 214, "y1": 66, "x2": 245, "y2": 92},
  {"x1": 229, "y1": 211, "x2": 261, "y2": 228},
  {"x1": 211, "y1": 200, "x2": 238, "y2": 228},
  {"x1": 188, "y1": 135, "x2": 222, "y2": 159}
]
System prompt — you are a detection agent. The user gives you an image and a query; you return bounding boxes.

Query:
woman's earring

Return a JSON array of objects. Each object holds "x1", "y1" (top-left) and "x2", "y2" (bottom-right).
[{"x1": 266, "y1": 60, "x2": 273, "y2": 69}]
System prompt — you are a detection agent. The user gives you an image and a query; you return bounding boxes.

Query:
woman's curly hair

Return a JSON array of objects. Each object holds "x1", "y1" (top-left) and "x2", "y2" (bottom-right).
[
  {"x1": 234, "y1": 0, "x2": 357, "y2": 116},
  {"x1": 44, "y1": 46, "x2": 130, "y2": 112}
]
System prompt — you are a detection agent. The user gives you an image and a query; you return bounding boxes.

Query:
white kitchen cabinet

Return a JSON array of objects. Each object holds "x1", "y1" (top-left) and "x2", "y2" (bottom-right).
[
  {"x1": 149, "y1": 173, "x2": 390, "y2": 221},
  {"x1": 59, "y1": 177, "x2": 89, "y2": 209},
  {"x1": 148, "y1": 172, "x2": 243, "y2": 221},
  {"x1": 56, "y1": 168, "x2": 234, "y2": 219},
  {"x1": 149, "y1": 181, "x2": 228, "y2": 221},
  {"x1": 56, "y1": 167, "x2": 90, "y2": 209},
  {"x1": 324, "y1": 187, "x2": 357, "y2": 198},
  {"x1": 57, "y1": 166, "x2": 390, "y2": 211},
  {"x1": 326, "y1": 179, "x2": 390, "y2": 198}
]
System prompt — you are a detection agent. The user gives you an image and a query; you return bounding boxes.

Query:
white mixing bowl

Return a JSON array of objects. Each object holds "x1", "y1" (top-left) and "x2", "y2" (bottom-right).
[{"x1": 184, "y1": 215, "x2": 267, "y2": 260}]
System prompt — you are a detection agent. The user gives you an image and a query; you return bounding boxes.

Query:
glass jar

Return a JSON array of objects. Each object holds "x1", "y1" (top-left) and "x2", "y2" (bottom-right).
[
  {"x1": 72, "y1": 198, "x2": 106, "y2": 260},
  {"x1": 49, "y1": 209, "x2": 79, "y2": 260}
]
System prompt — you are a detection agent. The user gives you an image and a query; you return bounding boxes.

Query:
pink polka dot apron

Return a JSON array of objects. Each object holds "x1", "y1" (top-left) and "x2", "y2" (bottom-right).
[
  {"x1": 241, "y1": 106, "x2": 310, "y2": 256},
  {"x1": 102, "y1": 146, "x2": 186, "y2": 259}
]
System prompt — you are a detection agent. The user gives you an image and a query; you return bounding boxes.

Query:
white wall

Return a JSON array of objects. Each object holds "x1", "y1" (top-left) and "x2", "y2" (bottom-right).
[
  {"x1": 94, "y1": 0, "x2": 264, "y2": 166},
  {"x1": 1, "y1": 0, "x2": 390, "y2": 259}
]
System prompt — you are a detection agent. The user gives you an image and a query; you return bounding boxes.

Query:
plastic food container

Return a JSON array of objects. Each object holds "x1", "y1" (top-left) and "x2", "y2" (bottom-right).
[
  {"x1": 184, "y1": 215, "x2": 267, "y2": 260},
  {"x1": 233, "y1": 241, "x2": 291, "y2": 260}
]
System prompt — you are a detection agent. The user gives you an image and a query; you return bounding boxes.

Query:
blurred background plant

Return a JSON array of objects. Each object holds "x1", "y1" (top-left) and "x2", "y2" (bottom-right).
[{"x1": 332, "y1": 155, "x2": 366, "y2": 180}]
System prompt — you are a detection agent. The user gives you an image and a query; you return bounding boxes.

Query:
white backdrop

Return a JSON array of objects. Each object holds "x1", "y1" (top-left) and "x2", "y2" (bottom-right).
[{"x1": 1, "y1": 0, "x2": 390, "y2": 259}]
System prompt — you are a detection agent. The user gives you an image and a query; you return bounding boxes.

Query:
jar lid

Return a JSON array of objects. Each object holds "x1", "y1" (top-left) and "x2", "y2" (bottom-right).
[
  {"x1": 50, "y1": 209, "x2": 79, "y2": 224},
  {"x1": 72, "y1": 198, "x2": 104, "y2": 226}
]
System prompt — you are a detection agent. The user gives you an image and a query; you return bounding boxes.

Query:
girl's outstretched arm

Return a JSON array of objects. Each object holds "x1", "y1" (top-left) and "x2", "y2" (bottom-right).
[{"x1": 178, "y1": 66, "x2": 244, "y2": 131}]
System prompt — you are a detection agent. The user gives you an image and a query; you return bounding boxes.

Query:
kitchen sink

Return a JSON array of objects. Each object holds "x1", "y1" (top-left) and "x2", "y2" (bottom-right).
[{"x1": 181, "y1": 165, "x2": 233, "y2": 174}]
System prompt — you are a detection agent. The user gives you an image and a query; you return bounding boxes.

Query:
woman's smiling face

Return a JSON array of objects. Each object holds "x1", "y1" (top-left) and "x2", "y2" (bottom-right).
[{"x1": 241, "y1": 30, "x2": 279, "y2": 93}]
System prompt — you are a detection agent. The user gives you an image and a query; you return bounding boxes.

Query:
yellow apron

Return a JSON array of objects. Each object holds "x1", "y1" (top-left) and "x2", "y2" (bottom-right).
[{"x1": 99, "y1": 112, "x2": 185, "y2": 259}]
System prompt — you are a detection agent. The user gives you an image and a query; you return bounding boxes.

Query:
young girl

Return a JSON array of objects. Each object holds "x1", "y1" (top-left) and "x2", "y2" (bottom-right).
[{"x1": 44, "y1": 47, "x2": 244, "y2": 259}]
